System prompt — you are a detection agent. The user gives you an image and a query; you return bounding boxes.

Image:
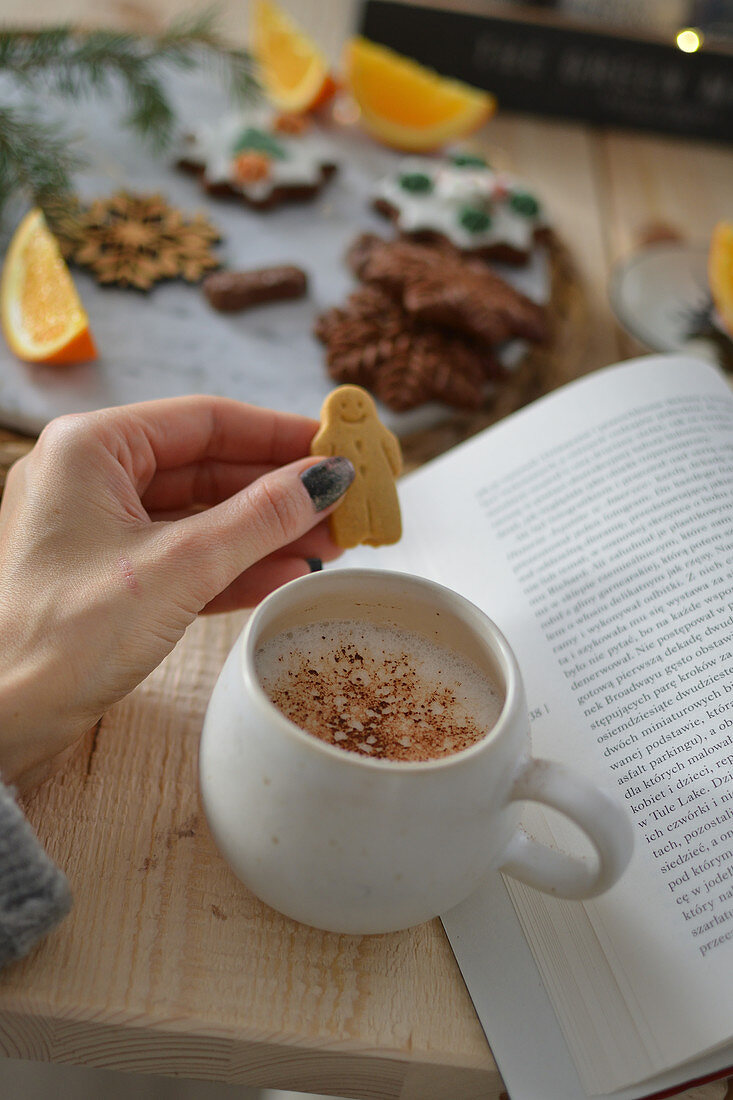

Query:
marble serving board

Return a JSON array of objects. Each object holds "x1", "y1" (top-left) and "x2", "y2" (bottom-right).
[{"x1": 0, "y1": 70, "x2": 548, "y2": 437}]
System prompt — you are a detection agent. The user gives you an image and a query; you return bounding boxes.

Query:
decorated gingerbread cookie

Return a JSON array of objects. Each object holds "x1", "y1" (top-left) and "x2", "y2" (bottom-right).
[
  {"x1": 372, "y1": 153, "x2": 548, "y2": 265},
  {"x1": 177, "y1": 107, "x2": 338, "y2": 210},
  {"x1": 311, "y1": 385, "x2": 402, "y2": 548}
]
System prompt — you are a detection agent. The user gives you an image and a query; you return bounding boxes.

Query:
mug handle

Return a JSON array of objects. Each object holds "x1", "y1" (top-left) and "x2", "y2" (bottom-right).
[{"x1": 499, "y1": 758, "x2": 634, "y2": 899}]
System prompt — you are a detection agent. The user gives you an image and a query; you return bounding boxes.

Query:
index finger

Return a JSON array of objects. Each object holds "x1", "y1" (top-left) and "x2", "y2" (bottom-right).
[{"x1": 100, "y1": 394, "x2": 320, "y2": 473}]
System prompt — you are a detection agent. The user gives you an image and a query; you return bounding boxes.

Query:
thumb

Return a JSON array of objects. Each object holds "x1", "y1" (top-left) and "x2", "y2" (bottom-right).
[{"x1": 145, "y1": 455, "x2": 354, "y2": 607}]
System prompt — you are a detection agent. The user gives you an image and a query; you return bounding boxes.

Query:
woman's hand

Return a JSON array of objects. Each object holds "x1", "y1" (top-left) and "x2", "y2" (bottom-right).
[{"x1": 0, "y1": 396, "x2": 354, "y2": 790}]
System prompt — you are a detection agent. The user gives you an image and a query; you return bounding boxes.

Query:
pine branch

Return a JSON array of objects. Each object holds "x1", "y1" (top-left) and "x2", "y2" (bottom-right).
[
  {"x1": 0, "y1": 14, "x2": 259, "y2": 229},
  {"x1": 0, "y1": 107, "x2": 82, "y2": 229},
  {"x1": 0, "y1": 20, "x2": 256, "y2": 147},
  {"x1": 157, "y1": 6, "x2": 239, "y2": 58},
  {"x1": 155, "y1": 6, "x2": 258, "y2": 103}
]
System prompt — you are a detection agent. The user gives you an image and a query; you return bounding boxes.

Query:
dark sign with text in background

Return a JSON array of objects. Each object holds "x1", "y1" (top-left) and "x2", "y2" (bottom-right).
[{"x1": 360, "y1": 1, "x2": 733, "y2": 143}]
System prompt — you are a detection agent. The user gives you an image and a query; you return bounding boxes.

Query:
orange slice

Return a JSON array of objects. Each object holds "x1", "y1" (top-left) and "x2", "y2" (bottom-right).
[
  {"x1": 709, "y1": 221, "x2": 733, "y2": 338},
  {"x1": 251, "y1": 0, "x2": 336, "y2": 113},
  {"x1": 1, "y1": 209, "x2": 97, "y2": 365},
  {"x1": 343, "y1": 37, "x2": 496, "y2": 152}
]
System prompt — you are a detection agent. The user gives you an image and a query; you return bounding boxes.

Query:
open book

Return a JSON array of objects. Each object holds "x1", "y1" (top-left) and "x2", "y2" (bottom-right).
[{"x1": 343, "y1": 355, "x2": 733, "y2": 1100}]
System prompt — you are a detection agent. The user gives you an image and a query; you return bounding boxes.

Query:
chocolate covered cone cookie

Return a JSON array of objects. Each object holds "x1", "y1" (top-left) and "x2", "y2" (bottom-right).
[
  {"x1": 315, "y1": 285, "x2": 502, "y2": 412},
  {"x1": 348, "y1": 234, "x2": 548, "y2": 348}
]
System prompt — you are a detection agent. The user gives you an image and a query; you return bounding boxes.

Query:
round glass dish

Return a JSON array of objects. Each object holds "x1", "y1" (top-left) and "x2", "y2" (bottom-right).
[{"x1": 609, "y1": 242, "x2": 713, "y2": 352}]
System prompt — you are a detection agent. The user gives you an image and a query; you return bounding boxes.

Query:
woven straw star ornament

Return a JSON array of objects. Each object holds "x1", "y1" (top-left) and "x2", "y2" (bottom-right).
[{"x1": 59, "y1": 192, "x2": 221, "y2": 291}]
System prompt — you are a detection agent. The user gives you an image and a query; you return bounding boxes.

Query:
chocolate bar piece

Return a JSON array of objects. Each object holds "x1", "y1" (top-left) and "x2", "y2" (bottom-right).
[{"x1": 203, "y1": 266, "x2": 308, "y2": 312}]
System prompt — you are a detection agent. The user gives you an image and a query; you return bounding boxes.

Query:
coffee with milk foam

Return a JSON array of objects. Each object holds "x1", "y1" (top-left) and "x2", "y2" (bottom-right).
[{"x1": 254, "y1": 619, "x2": 503, "y2": 762}]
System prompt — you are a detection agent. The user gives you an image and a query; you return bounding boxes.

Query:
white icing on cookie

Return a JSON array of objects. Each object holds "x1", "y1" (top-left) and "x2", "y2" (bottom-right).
[
  {"x1": 374, "y1": 156, "x2": 546, "y2": 254},
  {"x1": 181, "y1": 107, "x2": 336, "y2": 202}
]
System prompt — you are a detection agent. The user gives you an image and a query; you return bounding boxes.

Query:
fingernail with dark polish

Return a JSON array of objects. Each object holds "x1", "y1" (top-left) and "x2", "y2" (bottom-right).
[
  {"x1": 307, "y1": 558, "x2": 323, "y2": 572},
  {"x1": 300, "y1": 456, "x2": 355, "y2": 512}
]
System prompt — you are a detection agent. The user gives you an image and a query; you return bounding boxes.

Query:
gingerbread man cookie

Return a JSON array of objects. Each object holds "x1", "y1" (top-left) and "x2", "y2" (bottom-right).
[{"x1": 311, "y1": 385, "x2": 402, "y2": 548}]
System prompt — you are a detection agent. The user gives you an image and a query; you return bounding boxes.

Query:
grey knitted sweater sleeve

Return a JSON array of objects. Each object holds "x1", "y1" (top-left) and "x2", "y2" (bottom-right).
[{"x1": 0, "y1": 778, "x2": 72, "y2": 968}]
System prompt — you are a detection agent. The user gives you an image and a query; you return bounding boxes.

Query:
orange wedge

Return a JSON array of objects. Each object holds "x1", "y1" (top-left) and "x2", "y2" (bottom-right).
[
  {"x1": 343, "y1": 37, "x2": 496, "y2": 152},
  {"x1": 251, "y1": 0, "x2": 336, "y2": 113},
  {"x1": 709, "y1": 221, "x2": 733, "y2": 338},
  {"x1": 1, "y1": 209, "x2": 97, "y2": 365}
]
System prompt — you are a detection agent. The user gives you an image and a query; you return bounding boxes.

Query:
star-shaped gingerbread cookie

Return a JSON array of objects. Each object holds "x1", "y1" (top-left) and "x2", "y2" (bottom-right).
[{"x1": 176, "y1": 108, "x2": 338, "y2": 210}]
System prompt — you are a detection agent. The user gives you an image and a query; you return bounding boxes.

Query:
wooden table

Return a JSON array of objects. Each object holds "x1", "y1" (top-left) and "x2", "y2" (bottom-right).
[{"x1": 1, "y1": 4, "x2": 733, "y2": 1099}]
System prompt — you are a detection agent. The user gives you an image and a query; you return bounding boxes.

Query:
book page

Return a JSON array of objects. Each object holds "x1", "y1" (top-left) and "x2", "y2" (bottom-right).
[{"x1": 343, "y1": 355, "x2": 733, "y2": 1094}]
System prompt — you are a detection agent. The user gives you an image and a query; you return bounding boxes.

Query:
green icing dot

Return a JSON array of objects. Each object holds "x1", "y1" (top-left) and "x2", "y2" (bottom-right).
[
  {"x1": 231, "y1": 127, "x2": 287, "y2": 160},
  {"x1": 510, "y1": 191, "x2": 540, "y2": 217},
  {"x1": 398, "y1": 172, "x2": 433, "y2": 194},
  {"x1": 459, "y1": 206, "x2": 492, "y2": 233},
  {"x1": 452, "y1": 153, "x2": 489, "y2": 168}
]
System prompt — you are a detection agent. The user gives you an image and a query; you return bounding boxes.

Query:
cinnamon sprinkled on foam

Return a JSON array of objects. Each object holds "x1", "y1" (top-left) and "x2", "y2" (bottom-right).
[{"x1": 255, "y1": 620, "x2": 501, "y2": 763}]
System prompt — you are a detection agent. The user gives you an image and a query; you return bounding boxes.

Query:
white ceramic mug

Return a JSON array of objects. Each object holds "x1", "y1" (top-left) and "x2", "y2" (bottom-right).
[{"x1": 199, "y1": 569, "x2": 633, "y2": 934}]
